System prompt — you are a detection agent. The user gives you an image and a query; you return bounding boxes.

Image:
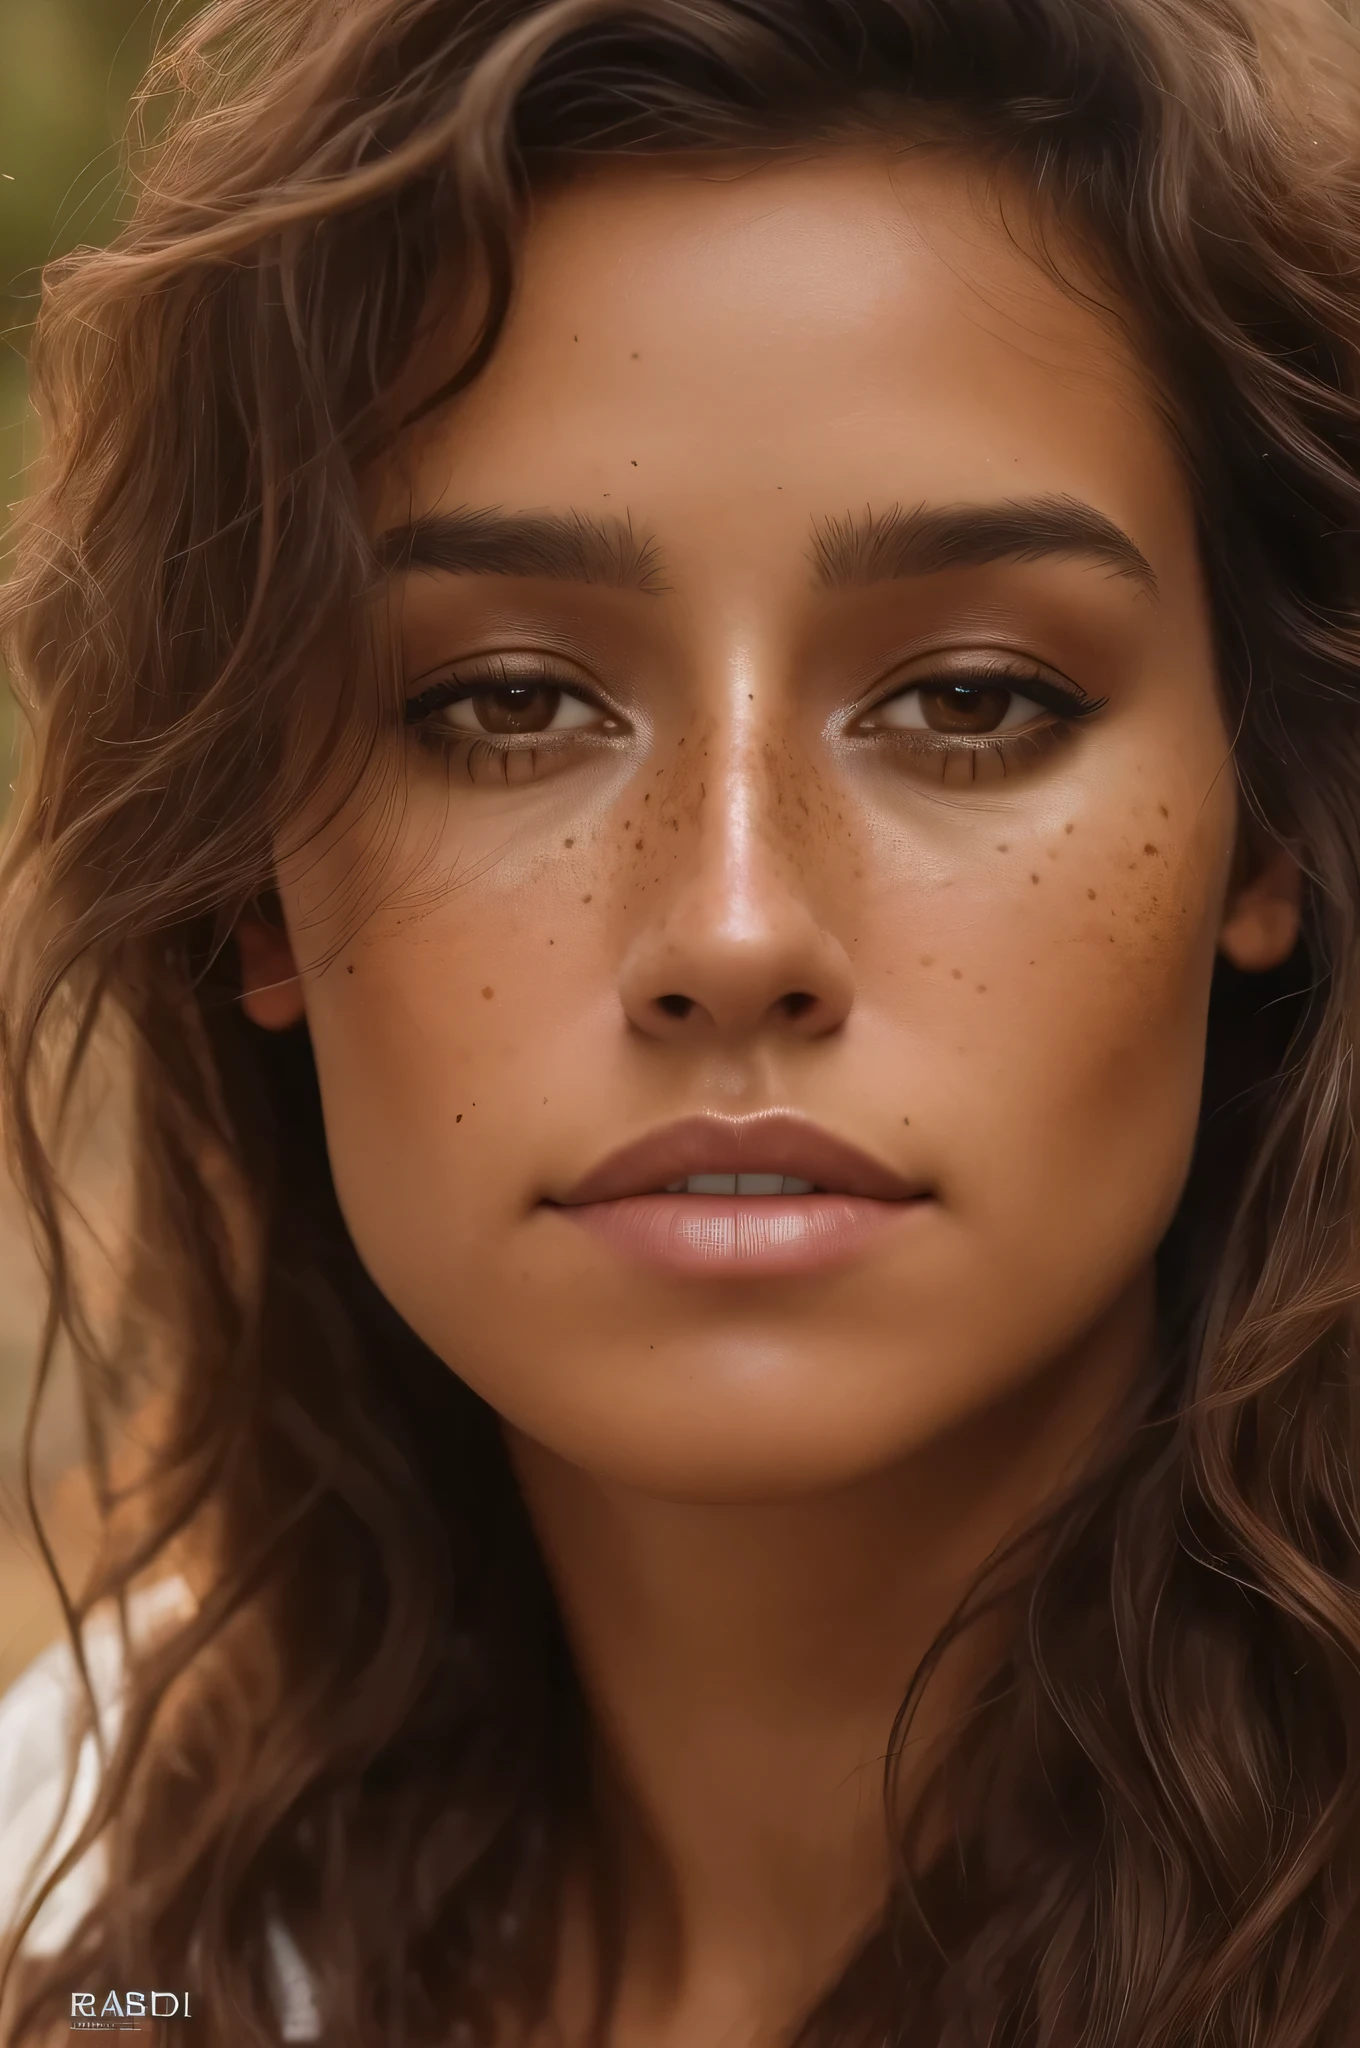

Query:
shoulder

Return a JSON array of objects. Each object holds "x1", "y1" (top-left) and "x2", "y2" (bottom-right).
[
  {"x1": 0, "y1": 1578, "x2": 191, "y2": 1956},
  {"x1": 0, "y1": 1577, "x2": 322, "y2": 2039}
]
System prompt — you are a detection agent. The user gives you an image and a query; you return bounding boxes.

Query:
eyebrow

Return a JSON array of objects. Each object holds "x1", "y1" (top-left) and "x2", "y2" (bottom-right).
[
  {"x1": 810, "y1": 494, "x2": 1159, "y2": 597},
  {"x1": 372, "y1": 506, "x2": 667, "y2": 593},
  {"x1": 373, "y1": 491, "x2": 1156, "y2": 602}
]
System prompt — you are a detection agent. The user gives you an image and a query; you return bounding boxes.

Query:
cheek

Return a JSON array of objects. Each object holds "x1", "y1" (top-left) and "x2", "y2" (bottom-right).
[
  {"x1": 895, "y1": 796, "x2": 1231, "y2": 1313},
  {"x1": 288, "y1": 855, "x2": 602, "y2": 1267}
]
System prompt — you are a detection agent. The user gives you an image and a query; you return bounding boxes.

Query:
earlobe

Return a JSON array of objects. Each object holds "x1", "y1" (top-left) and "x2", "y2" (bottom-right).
[
  {"x1": 236, "y1": 904, "x2": 307, "y2": 1031},
  {"x1": 1217, "y1": 832, "x2": 1304, "y2": 974}
]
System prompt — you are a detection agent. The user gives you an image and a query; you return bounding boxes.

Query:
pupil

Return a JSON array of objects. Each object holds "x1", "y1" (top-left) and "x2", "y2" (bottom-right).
[{"x1": 478, "y1": 684, "x2": 558, "y2": 734}]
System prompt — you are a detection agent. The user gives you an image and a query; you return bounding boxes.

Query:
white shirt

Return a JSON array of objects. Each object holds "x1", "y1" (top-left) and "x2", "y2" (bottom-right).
[{"x1": 0, "y1": 1580, "x2": 322, "y2": 2039}]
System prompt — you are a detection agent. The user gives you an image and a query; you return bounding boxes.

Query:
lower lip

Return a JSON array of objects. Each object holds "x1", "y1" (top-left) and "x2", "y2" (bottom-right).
[{"x1": 553, "y1": 1193, "x2": 928, "y2": 1278}]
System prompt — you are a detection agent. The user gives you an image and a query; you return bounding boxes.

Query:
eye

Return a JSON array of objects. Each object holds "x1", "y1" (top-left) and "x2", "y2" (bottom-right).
[
  {"x1": 403, "y1": 660, "x2": 617, "y2": 742},
  {"x1": 867, "y1": 680, "x2": 1048, "y2": 736},
  {"x1": 437, "y1": 682, "x2": 601, "y2": 736}
]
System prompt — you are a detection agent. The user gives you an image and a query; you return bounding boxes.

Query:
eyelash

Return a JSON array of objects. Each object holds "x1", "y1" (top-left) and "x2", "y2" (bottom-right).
[{"x1": 402, "y1": 659, "x2": 1106, "y2": 784}]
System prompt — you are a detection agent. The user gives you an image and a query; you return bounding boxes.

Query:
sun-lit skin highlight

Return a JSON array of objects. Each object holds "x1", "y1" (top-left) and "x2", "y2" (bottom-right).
[{"x1": 235, "y1": 147, "x2": 1302, "y2": 2036}]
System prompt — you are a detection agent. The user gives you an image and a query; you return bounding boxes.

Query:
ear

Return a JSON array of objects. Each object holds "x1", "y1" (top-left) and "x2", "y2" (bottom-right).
[
  {"x1": 236, "y1": 900, "x2": 306, "y2": 1031},
  {"x1": 1217, "y1": 825, "x2": 1303, "y2": 974}
]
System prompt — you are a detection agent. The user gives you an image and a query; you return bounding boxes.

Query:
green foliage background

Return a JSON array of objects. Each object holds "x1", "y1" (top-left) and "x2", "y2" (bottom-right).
[{"x1": 0, "y1": 0, "x2": 168, "y2": 778}]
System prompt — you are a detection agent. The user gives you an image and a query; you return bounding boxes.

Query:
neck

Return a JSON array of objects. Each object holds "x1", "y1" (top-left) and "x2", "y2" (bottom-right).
[{"x1": 509, "y1": 1273, "x2": 1153, "y2": 2046}]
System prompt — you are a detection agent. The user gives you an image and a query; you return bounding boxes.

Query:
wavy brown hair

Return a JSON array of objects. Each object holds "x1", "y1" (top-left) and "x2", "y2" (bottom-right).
[{"x1": 4, "y1": 0, "x2": 1360, "y2": 2041}]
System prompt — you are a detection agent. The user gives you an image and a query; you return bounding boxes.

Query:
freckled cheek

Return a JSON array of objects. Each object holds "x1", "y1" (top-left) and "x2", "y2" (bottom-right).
[
  {"x1": 947, "y1": 859, "x2": 1217, "y2": 1242},
  {"x1": 302, "y1": 872, "x2": 610, "y2": 1137}
]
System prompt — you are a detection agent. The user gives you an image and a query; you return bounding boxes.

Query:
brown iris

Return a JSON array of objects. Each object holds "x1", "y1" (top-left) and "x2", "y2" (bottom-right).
[
  {"x1": 916, "y1": 683, "x2": 1013, "y2": 734},
  {"x1": 470, "y1": 684, "x2": 563, "y2": 733}
]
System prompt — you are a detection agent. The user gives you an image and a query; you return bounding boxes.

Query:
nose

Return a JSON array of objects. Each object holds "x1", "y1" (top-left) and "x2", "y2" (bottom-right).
[{"x1": 616, "y1": 728, "x2": 855, "y2": 1046}]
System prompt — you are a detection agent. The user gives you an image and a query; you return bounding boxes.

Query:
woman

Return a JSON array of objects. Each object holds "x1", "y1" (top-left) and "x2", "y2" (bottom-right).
[{"x1": 1, "y1": 0, "x2": 1357, "y2": 2039}]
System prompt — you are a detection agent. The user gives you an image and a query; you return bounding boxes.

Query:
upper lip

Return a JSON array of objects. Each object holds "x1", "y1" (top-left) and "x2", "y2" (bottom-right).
[{"x1": 554, "y1": 1113, "x2": 928, "y2": 1205}]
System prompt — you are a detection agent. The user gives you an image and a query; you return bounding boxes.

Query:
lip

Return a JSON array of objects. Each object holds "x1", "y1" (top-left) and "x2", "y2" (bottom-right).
[
  {"x1": 546, "y1": 1113, "x2": 932, "y2": 1279},
  {"x1": 556, "y1": 1112, "x2": 926, "y2": 1206}
]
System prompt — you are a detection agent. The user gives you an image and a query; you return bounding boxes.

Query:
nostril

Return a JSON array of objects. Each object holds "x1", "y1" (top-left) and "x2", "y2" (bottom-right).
[
  {"x1": 781, "y1": 991, "x2": 816, "y2": 1020},
  {"x1": 656, "y1": 993, "x2": 694, "y2": 1020}
]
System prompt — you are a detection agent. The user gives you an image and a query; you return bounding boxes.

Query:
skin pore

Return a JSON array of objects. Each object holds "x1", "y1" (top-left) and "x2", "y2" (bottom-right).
[{"x1": 237, "y1": 148, "x2": 1302, "y2": 2043}]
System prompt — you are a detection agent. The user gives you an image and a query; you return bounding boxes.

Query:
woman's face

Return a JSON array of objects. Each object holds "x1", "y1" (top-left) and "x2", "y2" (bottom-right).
[{"x1": 247, "y1": 147, "x2": 1298, "y2": 1500}]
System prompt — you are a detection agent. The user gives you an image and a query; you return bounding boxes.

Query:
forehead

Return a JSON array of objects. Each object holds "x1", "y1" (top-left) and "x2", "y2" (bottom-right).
[{"x1": 375, "y1": 145, "x2": 1193, "y2": 583}]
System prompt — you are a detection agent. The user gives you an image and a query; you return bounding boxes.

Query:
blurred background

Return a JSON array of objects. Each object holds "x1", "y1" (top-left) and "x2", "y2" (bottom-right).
[{"x1": 0, "y1": 0, "x2": 172, "y2": 1690}]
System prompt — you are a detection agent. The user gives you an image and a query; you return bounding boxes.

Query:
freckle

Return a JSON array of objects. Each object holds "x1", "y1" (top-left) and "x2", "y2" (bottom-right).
[
  {"x1": 1030, "y1": 873, "x2": 1040, "y2": 884},
  {"x1": 631, "y1": 460, "x2": 638, "y2": 467},
  {"x1": 995, "y1": 843, "x2": 1009, "y2": 853},
  {"x1": 631, "y1": 351, "x2": 639, "y2": 359},
  {"x1": 903, "y1": 1116, "x2": 910, "y2": 1125},
  {"x1": 346, "y1": 964, "x2": 354, "y2": 974},
  {"x1": 976, "y1": 983, "x2": 987, "y2": 993},
  {"x1": 582, "y1": 894, "x2": 592, "y2": 903},
  {"x1": 634, "y1": 838, "x2": 644, "y2": 850},
  {"x1": 456, "y1": 1113, "x2": 462, "y2": 1123},
  {"x1": 1143, "y1": 842, "x2": 1158, "y2": 855},
  {"x1": 1128, "y1": 861, "x2": 1137, "y2": 870},
  {"x1": 1064, "y1": 822, "x2": 1074, "y2": 834},
  {"x1": 482, "y1": 986, "x2": 494, "y2": 999},
  {"x1": 1088, "y1": 888, "x2": 1097, "y2": 900},
  {"x1": 920, "y1": 954, "x2": 935, "y2": 966},
  {"x1": 564, "y1": 837, "x2": 574, "y2": 847},
  {"x1": 1158, "y1": 803, "x2": 1169, "y2": 818},
  {"x1": 951, "y1": 967, "x2": 963, "y2": 979},
  {"x1": 643, "y1": 793, "x2": 651, "y2": 803}
]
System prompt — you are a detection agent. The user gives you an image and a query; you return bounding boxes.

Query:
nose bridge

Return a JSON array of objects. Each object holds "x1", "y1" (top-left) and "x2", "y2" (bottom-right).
[
  {"x1": 683, "y1": 690, "x2": 778, "y2": 922},
  {"x1": 664, "y1": 672, "x2": 816, "y2": 941},
  {"x1": 617, "y1": 664, "x2": 855, "y2": 1043}
]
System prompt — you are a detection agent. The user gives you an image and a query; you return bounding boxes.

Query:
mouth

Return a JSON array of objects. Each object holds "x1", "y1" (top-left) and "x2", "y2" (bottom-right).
[{"x1": 546, "y1": 1113, "x2": 933, "y2": 1278}]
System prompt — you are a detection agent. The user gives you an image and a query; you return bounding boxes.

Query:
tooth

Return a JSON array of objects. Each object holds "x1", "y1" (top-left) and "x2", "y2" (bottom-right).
[
  {"x1": 780, "y1": 1176, "x2": 814, "y2": 1195},
  {"x1": 736, "y1": 1173, "x2": 784, "y2": 1195},
  {"x1": 687, "y1": 1173, "x2": 737, "y2": 1194},
  {"x1": 665, "y1": 1181, "x2": 686, "y2": 1193}
]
